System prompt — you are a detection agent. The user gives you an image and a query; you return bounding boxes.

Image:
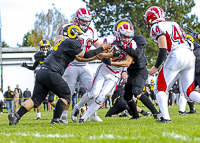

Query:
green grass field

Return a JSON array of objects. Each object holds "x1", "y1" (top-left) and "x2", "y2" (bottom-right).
[{"x1": 1, "y1": 104, "x2": 200, "y2": 143}]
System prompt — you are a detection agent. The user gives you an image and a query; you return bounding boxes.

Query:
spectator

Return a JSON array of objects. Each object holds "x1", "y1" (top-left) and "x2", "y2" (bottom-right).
[
  {"x1": 0, "y1": 88, "x2": 4, "y2": 114},
  {"x1": 72, "y1": 88, "x2": 78, "y2": 109},
  {"x1": 172, "y1": 81, "x2": 180, "y2": 106},
  {"x1": 168, "y1": 88, "x2": 173, "y2": 106},
  {"x1": 14, "y1": 84, "x2": 23, "y2": 107},
  {"x1": 23, "y1": 88, "x2": 31, "y2": 102},
  {"x1": 4, "y1": 86, "x2": 15, "y2": 113},
  {"x1": 78, "y1": 85, "x2": 86, "y2": 99}
]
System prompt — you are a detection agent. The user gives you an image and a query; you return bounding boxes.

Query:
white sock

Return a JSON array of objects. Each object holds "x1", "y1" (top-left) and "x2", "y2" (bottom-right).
[
  {"x1": 156, "y1": 91, "x2": 170, "y2": 120},
  {"x1": 81, "y1": 102, "x2": 101, "y2": 120},
  {"x1": 189, "y1": 91, "x2": 200, "y2": 103},
  {"x1": 76, "y1": 93, "x2": 92, "y2": 110},
  {"x1": 179, "y1": 96, "x2": 187, "y2": 112},
  {"x1": 37, "y1": 112, "x2": 41, "y2": 118},
  {"x1": 61, "y1": 110, "x2": 68, "y2": 117}
]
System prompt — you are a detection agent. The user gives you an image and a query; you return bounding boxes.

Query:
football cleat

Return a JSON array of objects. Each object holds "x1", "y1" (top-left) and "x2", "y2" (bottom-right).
[
  {"x1": 159, "y1": 117, "x2": 171, "y2": 123},
  {"x1": 187, "y1": 109, "x2": 197, "y2": 114},
  {"x1": 78, "y1": 118, "x2": 85, "y2": 123},
  {"x1": 59, "y1": 116, "x2": 68, "y2": 124},
  {"x1": 8, "y1": 113, "x2": 20, "y2": 126},
  {"x1": 142, "y1": 111, "x2": 152, "y2": 116},
  {"x1": 179, "y1": 111, "x2": 187, "y2": 115},
  {"x1": 51, "y1": 118, "x2": 62, "y2": 124},
  {"x1": 88, "y1": 115, "x2": 103, "y2": 122},
  {"x1": 71, "y1": 105, "x2": 80, "y2": 122},
  {"x1": 153, "y1": 112, "x2": 162, "y2": 119},
  {"x1": 36, "y1": 117, "x2": 41, "y2": 120}
]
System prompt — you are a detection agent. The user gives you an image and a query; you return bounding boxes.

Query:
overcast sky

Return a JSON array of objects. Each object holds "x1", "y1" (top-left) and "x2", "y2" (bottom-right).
[{"x1": 1, "y1": 0, "x2": 200, "y2": 47}]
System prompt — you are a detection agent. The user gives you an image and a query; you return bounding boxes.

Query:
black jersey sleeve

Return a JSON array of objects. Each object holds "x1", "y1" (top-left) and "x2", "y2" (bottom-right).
[
  {"x1": 26, "y1": 60, "x2": 39, "y2": 70},
  {"x1": 67, "y1": 39, "x2": 82, "y2": 56}
]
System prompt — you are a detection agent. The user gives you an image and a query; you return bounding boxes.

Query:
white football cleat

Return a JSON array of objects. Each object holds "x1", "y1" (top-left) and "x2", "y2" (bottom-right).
[
  {"x1": 88, "y1": 112, "x2": 103, "y2": 122},
  {"x1": 71, "y1": 105, "x2": 80, "y2": 122},
  {"x1": 59, "y1": 116, "x2": 68, "y2": 124}
]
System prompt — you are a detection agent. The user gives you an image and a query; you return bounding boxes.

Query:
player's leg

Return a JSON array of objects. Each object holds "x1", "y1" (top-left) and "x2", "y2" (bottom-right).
[
  {"x1": 132, "y1": 67, "x2": 160, "y2": 119},
  {"x1": 60, "y1": 66, "x2": 78, "y2": 121},
  {"x1": 72, "y1": 72, "x2": 105, "y2": 122},
  {"x1": 8, "y1": 70, "x2": 49, "y2": 125},
  {"x1": 48, "y1": 91, "x2": 56, "y2": 107},
  {"x1": 79, "y1": 79, "x2": 117, "y2": 123},
  {"x1": 36, "y1": 105, "x2": 41, "y2": 120},
  {"x1": 47, "y1": 72, "x2": 71, "y2": 124},
  {"x1": 124, "y1": 75, "x2": 139, "y2": 119}
]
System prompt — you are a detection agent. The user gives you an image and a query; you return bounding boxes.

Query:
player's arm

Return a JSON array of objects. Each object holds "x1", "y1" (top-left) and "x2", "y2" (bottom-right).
[
  {"x1": 77, "y1": 44, "x2": 112, "y2": 58},
  {"x1": 21, "y1": 60, "x2": 39, "y2": 70},
  {"x1": 75, "y1": 55, "x2": 97, "y2": 62},
  {"x1": 93, "y1": 39, "x2": 103, "y2": 48},
  {"x1": 149, "y1": 35, "x2": 167, "y2": 76},
  {"x1": 102, "y1": 54, "x2": 133, "y2": 67}
]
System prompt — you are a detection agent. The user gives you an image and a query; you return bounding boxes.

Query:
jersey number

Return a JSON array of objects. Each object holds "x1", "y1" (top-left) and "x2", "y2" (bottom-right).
[
  {"x1": 172, "y1": 26, "x2": 184, "y2": 43},
  {"x1": 79, "y1": 38, "x2": 93, "y2": 52},
  {"x1": 53, "y1": 39, "x2": 64, "y2": 51},
  {"x1": 113, "y1": 52, "x2": 126, "y2": 62}
]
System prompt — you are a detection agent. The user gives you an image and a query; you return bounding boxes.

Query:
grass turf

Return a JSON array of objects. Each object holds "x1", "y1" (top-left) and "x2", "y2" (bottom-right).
[{"x1": 1, "y1": 104, "x2": 200, "y2": 143}]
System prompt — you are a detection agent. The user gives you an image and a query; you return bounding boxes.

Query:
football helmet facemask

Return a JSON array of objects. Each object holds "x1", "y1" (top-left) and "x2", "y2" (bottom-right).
[{"x1": 38, "y1": 39, "x2": 51, "y2": 56}]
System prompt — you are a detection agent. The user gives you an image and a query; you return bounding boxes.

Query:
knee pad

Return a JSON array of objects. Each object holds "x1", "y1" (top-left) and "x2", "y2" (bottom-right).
[
  {"x1": 31, "y1": 97, "x2": 41, "y2": 108},
  {"x1": 95, "y1": 94, "x2": 105, "y2": 105}
]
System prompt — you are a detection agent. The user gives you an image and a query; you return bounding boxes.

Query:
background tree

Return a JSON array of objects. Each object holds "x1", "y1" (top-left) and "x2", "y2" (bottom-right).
[
  {"x1": 82, "y1": 0, "x2": 200, "y2": 68},
  {"x1": 1, "y1": 41, "x2": 9, "y2": 48},
  {"x1": 20, "y1": 4, "x2": 69, "y2": 48}
]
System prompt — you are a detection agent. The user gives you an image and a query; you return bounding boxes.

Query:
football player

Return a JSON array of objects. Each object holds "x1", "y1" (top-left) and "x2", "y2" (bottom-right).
[
  {"x1": 21, "y1": 39, "x2": 56, "y2": 120},
  {"x1": 72, "y1": 20, "x2": 134, "y2": 123},
  {"x1": 8, "y1": 24, "x2": 111, "y2": 125},
  {"x1": 57, "y1": 8, "x2": 104, "y2": 123},
  {"x1": 144, "y1": 6, "x2": 200, "y2": 123},
  {"x1": 101, "y1": 19, "x2": 161, "y2": 120}
]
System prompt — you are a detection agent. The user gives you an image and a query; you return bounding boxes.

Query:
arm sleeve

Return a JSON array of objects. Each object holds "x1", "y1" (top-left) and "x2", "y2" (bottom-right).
[
  {"x1": 26, "y1": 60, "x2": 39, "y2": 70},
  {"x1": 154, "y1": 48, "x2": 167, "y2": 68},
  {"x1": 83, "y1": 47, "x2": 104, "y2": 58},
  {"x1": 124, "y1": 44, "x2": 144, "y2": 59}
]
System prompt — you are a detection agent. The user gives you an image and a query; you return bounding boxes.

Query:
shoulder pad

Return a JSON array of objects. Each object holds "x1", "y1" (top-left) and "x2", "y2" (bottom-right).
[
  {"x1": 194, "y1": 43, "x2": 200, "y2": 49},
  {"x1": 34, "y1": 52, "x2": 43, "y2": 59},
  {"x1": 133, "y1": 34, "x2": 146, "y2": 45}
]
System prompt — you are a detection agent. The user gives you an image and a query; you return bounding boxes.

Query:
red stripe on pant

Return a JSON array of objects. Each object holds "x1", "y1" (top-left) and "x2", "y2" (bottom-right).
[{"x1": 157, "y1": 67, "x2": 167, "y2": 92}]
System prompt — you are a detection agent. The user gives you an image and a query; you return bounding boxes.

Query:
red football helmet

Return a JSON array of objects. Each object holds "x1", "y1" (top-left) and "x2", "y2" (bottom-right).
[
  {"x1": 74, "y1": 8, "x2": 92, "y2": 31},
  {"x1": 116, "y1": 23, "x2": 134, "y2": 44},
  {"x1": 144, "y1": 6, "x2": 165, "y2": 28}
]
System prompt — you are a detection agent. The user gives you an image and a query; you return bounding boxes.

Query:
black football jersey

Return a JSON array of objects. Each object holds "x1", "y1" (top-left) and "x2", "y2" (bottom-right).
[{"x1": 42, "y1": 38, "x2": 82, "y2": 75}]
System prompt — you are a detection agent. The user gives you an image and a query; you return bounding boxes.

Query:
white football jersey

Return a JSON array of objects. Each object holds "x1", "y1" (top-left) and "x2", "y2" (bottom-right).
[
  {"x1": 101, "y1": 35, "x2": 137, "y2": 74},
  {"x1": 150, "y1": 21, "x2": 190, "y2": 52},
  {"x1": 59, "y1": 24, "x2": 99, "y2": 65}
]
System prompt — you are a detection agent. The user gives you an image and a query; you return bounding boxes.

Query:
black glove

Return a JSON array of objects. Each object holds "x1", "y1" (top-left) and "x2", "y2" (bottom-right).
[
  {"x1": 113, "y1": 41, "x2": 123, "y2": 49},
  {"x1": 113, "y1": 47, "x2": 120, "y2": 57},
  {"x1": 21, "y1": 62, "x2": 27, "y2": 68},
  {"x1": 186, "y1": 26, "x2": 199, "y2": 39},
  {"x1": 102, "y1": 58, "x2": 111, "y2": 65}
]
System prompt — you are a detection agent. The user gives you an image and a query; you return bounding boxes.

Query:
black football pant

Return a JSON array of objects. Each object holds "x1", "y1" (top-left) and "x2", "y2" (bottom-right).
[{"x1": 31, "y1": 68, "x2": 70, "y2": 107}]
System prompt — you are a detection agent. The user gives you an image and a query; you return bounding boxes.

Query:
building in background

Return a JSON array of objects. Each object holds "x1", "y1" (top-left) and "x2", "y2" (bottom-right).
[{"x1": 1, "y1": 47, "x2": 101, "y2": 93}]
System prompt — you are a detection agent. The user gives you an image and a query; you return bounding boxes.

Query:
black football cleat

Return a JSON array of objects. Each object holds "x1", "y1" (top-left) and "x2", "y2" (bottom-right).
[
  {"x1": 187, "y1": 109, "x2": 197, "y2": 114},
  {"x1": 142, "y1": 111, "x2": 152, "y2": 116},
  {"x1": 8, "y1": 113, "x2": 20, "y2": 126},
  {"x1": 153, "y1": 112, "x2": 162, "y2": 119},
  {"x1": 78, "y1": 118, "x2": 85, "y2": 123},
  {"x1": 51, "y1": 118, "x2": 61, "y2": 124},
  {"x1": 159, "y1": 117, "x2": 171, "y2": 123},
  {"x1": 179, "y1": 111, "x2": 187, "y2": 115},
  {"x1": 36, "y1": 117, "x2": 41, "y2": 120},
  {"x1": 129, "y1": 116, "x2": 142, "y2": 120}
]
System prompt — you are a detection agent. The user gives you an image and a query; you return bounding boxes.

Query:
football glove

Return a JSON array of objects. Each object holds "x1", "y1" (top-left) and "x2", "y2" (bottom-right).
[
  {"x1": 113, "y1": 41, "x2": 123, "y2": 49},
  {"x1": 186, "y1": 26, "x2": 199, "y2": 39},
  {"x1": 21, "y1": 62, "x2": 27, "y2": 68},
  {"x1": 102, "y1": 58, "x2": 111, "y2": 65},
  {"x1": 113, "y1": 47, "x2": 120, "y2": 57}
]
